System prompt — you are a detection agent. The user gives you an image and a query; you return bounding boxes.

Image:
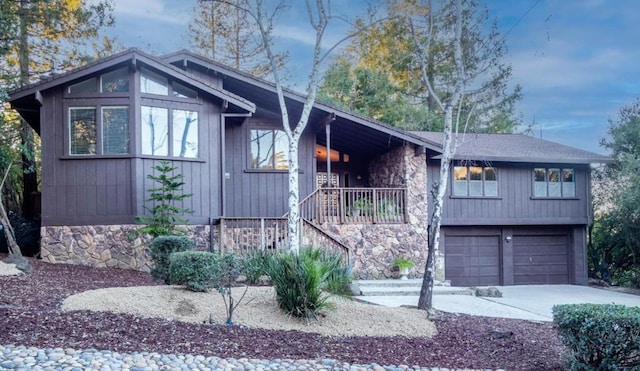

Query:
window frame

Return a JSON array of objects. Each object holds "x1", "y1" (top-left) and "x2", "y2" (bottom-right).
[
  {"x1": 451, "y1": 164, "x2": 499, "y2": 198},
  {"x1": 67, "y1": 103, "x2": 131, "y2": 157},
  {"x1": 139, "y1": 67, "x2": 199, "y2": 100},
  {"x1": 532, "y1": 167, "x2": 576, "y2": 198},
  {"x1": 139, "y1": 100, "x2": 201, "y2": 160},
  {"x1": 247, "y1": 126, "x2": 290, "y2": 171},
  {"x1": 65, "y1": 67, "x2": 131, "y2": 99}
]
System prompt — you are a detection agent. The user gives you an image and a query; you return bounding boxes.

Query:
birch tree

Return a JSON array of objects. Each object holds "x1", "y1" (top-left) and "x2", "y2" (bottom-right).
[
  {"x1": 203, "y1": 0, "x2": 367, "y2": 253},
  {"x1": 410, "y1": 0, "x2": 465, "y2": 311}
]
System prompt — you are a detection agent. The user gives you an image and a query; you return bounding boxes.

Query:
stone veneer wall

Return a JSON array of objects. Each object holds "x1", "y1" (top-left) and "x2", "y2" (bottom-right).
[
  {"x1": 325, "y1": 144, "x2": 433, "y2": 279},
  {"x1": 40, "y1": 225, "x2": 212, "y2": 272}
]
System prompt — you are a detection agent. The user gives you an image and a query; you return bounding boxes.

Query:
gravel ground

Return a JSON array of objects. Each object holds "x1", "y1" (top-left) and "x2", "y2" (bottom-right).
[
  {"x1": 0, "y1": 257, "x2": 565, "y2": 370},
  {"x1": 62, "y1": 285, "x2": 437, "y2": 338}
]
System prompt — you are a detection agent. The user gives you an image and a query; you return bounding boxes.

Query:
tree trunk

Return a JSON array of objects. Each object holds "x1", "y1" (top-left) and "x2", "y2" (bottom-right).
[
  {"x1": 417, "y1": 0, "x2": 464, "y2": 312},
  {"x1": 18, "y1": 0, "x2": 38, "y2": 219},
  {"x1": 287, "y1": 135, "x2": 300, "y2": 254}
]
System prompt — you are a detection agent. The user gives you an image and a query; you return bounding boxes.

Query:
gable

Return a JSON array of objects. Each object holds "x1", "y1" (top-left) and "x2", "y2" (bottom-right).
[{"x1": 9, "y1": 48, "x2": 255, "y2": 135}]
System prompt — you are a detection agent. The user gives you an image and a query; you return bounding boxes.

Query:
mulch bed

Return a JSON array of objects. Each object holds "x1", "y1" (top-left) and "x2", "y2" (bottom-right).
[{"x1": 0, "y1": 257, "x2": 565, "y2": 370}]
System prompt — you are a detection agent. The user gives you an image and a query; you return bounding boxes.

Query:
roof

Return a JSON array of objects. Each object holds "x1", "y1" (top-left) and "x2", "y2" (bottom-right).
[
  {"x1": 8, "y1": 48, "x2": 256, "y2": 134},
  {"x1": 162, "y1": 50, "x2": 440, "y2": 157},
  {"x1": 411, "y1": 131, "x2": 613, "y2": 164}
]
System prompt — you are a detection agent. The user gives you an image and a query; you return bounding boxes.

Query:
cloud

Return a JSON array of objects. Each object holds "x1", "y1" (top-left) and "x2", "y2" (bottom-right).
[{"x1": 108, "y1": 0, "x2": 191, "y2": 25}]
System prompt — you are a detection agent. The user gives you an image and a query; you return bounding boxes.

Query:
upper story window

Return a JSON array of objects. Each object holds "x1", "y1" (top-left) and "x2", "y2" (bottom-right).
[
  {"x1": 140, "y1": 69, "x2": 169, "y2": 95},
  {"x1": 67, "y1": 67, "x2": 129, "y2": 94},
  {"x1": 141, "y1": 106, "x2": 199, "y2": 158},
  {"x1": 250, "y1": 129, "x2": 289, "y2": 170},
  {"x1": 534, "y1": 168, "x2": 575, "y2": 198},
  {"x1": 453, "y1": 165, "x2": 497, "y2": 197},
  {"x1": 140, "y1": 68, "x2": 198, "y2": 99},
  {"x1": 69, "y1": 106, "x2": 129, "y2": 155}
]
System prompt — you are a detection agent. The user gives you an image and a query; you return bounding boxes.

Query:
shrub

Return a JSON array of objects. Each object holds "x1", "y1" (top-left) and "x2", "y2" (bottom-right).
[
  {"x1": 553, "y1": 303, "x2": 640, "y2": 370},
  {"x1": 302, "y1": 247, "x2": 352, "y2": 296},
  {"x1": 268, "y1": 247, "x2": 352, "y2": 319},
  {"x1": 150, "y1": 235, "x2": 194, "y2": 283},
  {"x1": 242, "y1": 250, "x2": 274, "y2": 284},
  {"x1": 169, "y1": 251, "x2": 221, "y2": 292},
  {"x1": 612, "y1": 266, "x2": 640, "y2": 289}
]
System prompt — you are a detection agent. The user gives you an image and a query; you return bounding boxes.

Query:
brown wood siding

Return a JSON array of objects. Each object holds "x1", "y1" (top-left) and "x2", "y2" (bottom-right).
[
  {"x1": 135, "y1": 101, "x2": 222, "y2": 225},
  {"x1": 428, "y1": 161, "x2": 591, "y2": 226},
  {"x1": 224, "y1": 118, "x2": 316, "y2": 217},
  {"x1": 42, "y1": 79, "x2": 223, "y2": 226}
]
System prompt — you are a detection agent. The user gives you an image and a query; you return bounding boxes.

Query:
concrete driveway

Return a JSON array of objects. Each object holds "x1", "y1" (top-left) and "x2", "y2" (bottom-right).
[{"x1": 358, "y1": 285, "x2": 640, "y2": 321}]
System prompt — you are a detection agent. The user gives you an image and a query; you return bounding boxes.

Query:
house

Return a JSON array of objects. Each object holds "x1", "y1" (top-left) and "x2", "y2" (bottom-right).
[
  {"x1": 413, "y1": 132, "x2": 611, "y2": 286},
  {"x1": 8, "y1": 48, "x2": 610, "y2": 284},
  {"x1": 8, "y1": 48, "x2": 434, "y2": 279}
]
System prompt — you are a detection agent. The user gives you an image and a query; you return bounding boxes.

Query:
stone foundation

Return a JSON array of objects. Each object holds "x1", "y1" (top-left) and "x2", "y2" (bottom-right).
[{"x1": 40, "y1": 225, "x2": 211, "y2": 272}]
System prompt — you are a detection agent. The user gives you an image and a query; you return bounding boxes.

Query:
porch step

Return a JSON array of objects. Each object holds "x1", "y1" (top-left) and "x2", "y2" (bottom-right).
[{"x1": 354, "y1": 279, "x2": 474, "y2": 296}]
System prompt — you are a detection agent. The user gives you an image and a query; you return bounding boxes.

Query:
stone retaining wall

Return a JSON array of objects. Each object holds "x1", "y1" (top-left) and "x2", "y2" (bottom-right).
[{"x1": 40, "y1": 225, "x2": 211, "y2": 272}]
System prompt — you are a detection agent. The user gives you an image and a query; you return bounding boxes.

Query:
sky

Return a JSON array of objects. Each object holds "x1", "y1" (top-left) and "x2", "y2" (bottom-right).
[{"x1": 98, "y1": 0, "x2": 640, "y2": 156}]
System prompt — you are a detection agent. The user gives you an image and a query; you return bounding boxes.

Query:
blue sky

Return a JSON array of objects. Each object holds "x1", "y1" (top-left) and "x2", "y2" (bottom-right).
[{"x1": 100, "y1": 0, "x2": 640, "y2": 155}]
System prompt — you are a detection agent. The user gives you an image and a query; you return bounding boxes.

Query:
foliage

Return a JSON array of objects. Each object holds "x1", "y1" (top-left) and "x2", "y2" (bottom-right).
[
  {"x1": 1, "y1": 0, "x2": 116, "y2": 218},
  {"x1": 188, "y1": 0, "x2": 288, "y2": 78},
  {"x1": 138, "y1": 161, "x2": 194, "y2": 238},
  {"x1": 241, "y1": 250, "x2": 274, "y2": 284},
  {"x1": 553, "y1": 303, "x2": 640, "y2": 370},
  {"x1": 318, "y1": 0, "x2": 522, "y2": 134},
  {"x1": 390, "y1": 257, "x2": 414, "y2": 270},
  {"x1": 612, "y1": 266, "x2": 640, "y2": 289},
  {"x1": 169, "y1": 250, "x2": 220, "y2": 292},
  {"x1": 268, "y1": 247, "x2": 352, "y2": 319},
  {"x1": 590, "y1": 99, "x2": 640, "y2": 282},
  {"x1": 352, "y1": 197, "x2": 372, "y2": 215},
  {"x1": 169, "y1": 251, "x2": 246, "y2": 325},
  {"x1": 149, "y1": 235, "x2": 194, "y2": 284}
]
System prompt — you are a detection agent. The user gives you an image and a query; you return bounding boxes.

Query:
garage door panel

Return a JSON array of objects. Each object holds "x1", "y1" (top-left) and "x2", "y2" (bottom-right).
[
  {"x1": 444, "y1": 231, "x2": 500, "y2": 286},
  {"x1": 513, "y1": 232, "x2": 569, "y2": 285}
]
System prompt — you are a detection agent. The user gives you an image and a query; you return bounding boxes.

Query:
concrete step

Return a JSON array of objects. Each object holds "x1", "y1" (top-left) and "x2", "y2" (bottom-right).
[{"x1": 354, "y1": 279, "x2": 474, "y2": 296}]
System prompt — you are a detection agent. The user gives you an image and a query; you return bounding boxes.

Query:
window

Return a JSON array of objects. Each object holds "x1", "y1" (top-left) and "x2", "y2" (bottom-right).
[
  {"x1": 453, "y1": 165, "x2": 498, "y2": 197},
  {"x1": 173, "y1": 82, "x2": 198, "y2": 99},
  {"x1": 141, "y1": 106, "x2": 199, "y2": 158},
  {"x1": 67, "y1": 67, "x2": 129, "y2": 95},
  {"x1": 69, "y1": 106, "x2": 129, "y2": 156},
  {"x1": 173, "y1": 109, "x2": 198, "y2": 158},
  {"x1": 140, "y1": 69, "x2": 169, "y2": 95},
  {"x1": 141, "y1": 106, "x2": 169, "y2": 156},
  {"x1": 100, "y1": 67, "x2": 129, "y2": 93},
  {"x1": 250, "y1": 129, "x2": 288, "y2": 169},
  {"x1": 534, "y1": 168, "x2": 575, "y2": 197}
]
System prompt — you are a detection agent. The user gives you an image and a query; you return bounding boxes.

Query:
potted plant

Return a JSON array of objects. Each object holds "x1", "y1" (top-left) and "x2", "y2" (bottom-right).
[
  {"x1": 390, "y1": 257, "x2": 414, "y2": 280},
  {"x1": 351, "y1": 197, "x2": 372, "y2": 216}
]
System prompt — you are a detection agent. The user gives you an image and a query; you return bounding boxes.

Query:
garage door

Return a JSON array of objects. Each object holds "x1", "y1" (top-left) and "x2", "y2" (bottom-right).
[
  {"x1": 444, "y1": 231, "x2": 501, "y2": 286},
  {"x1": 512, "y1": 232, "x2": 570, "y2": 284}
]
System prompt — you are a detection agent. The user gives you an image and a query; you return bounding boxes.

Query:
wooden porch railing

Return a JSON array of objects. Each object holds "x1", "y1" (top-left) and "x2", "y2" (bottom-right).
[
  {"x1": 216, "y1": 217, "x2": 350, "y2": 264},
  {"x1": 299, "y1": 187, "x2": 407, "y2": 224}
]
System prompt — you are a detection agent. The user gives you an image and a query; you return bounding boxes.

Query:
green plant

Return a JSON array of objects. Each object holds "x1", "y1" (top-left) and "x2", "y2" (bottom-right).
[
  {"x1": 169, "y1": 251, "x2": 247, "y2": 325},
  {"x1": 376, "y1": 198, "x2": 400, "y2": 218},
  {"x1": 242, "y1": 250, "x2": 274, "y2": 284},
  {"x1": 390, "y1": 257, "x2": 415, "y2": 270},
  {"x1": 169, "y1": 250, "x2": 220, "y2": 292},
  {"x1": 612, "y1": 266, "x2": 640, "y2": 289},
  {"x1": 150, "y1": 235, "x2": 194, "y2": 283},
  {"x1": 267, "y1": 247, "x2": 352, "y2": 319},
  {"x1": 553, "y1": 303, "x2": 640, "y2": 370},
  {"x1": 351, "y1": 197, "x2": 372, "y2": 215},
  {"x1": 137, "y1": 160, "x2": 194, "y2": 238}
]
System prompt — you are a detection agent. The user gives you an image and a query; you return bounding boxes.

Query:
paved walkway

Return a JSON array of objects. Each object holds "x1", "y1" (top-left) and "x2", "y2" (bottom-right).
[{"x1": 357, "y1": 284, "x2": 640, "y2": 321}]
